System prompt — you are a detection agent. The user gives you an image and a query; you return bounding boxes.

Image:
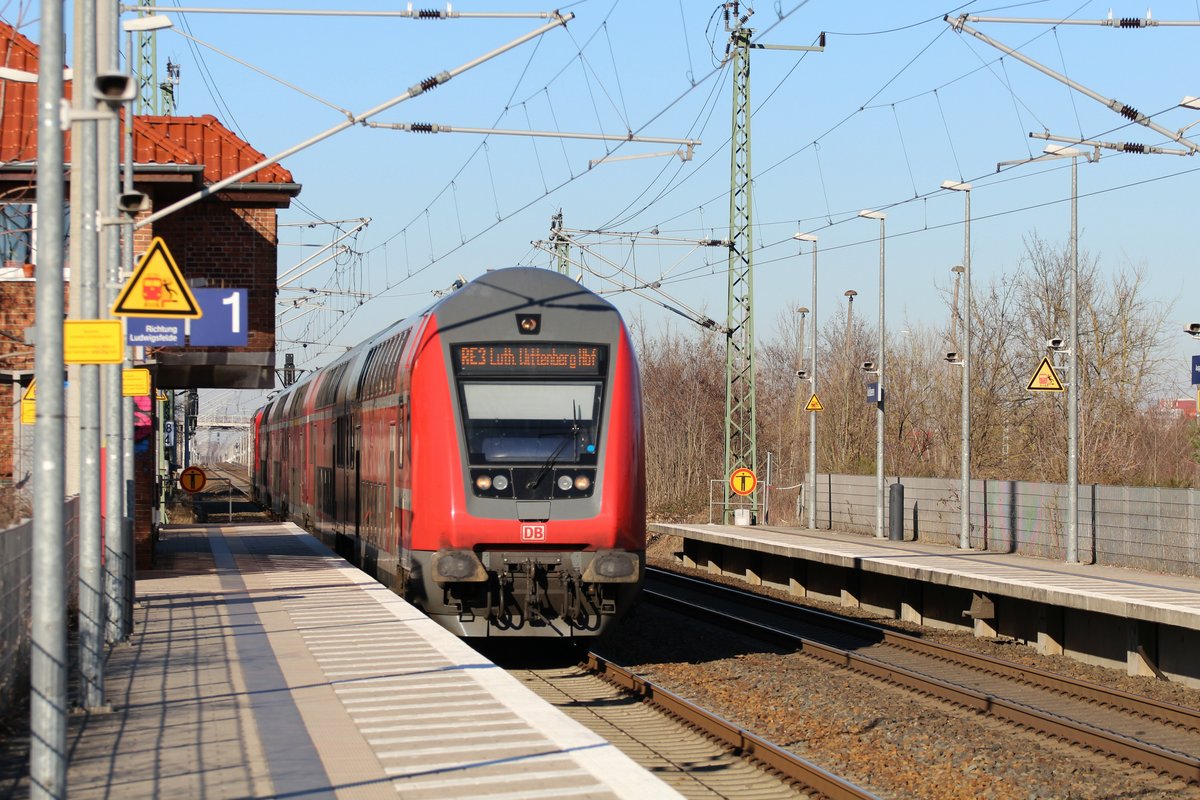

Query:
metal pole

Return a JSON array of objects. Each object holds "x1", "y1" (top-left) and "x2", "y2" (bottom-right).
[
  {"x1": 76, "y1": 0, "x2": 107, "y2": 713},
  {"x1": 876, "y1": 218, "x2": 886, "y2": 539},
  {"x1": 30, "y1": 0, "x2": 67, "y2": 792},
  {"x1": 808, "y1": 243, "x2": 818, "y2": 530},
  {"x1": 102, "y1": 0, "x2": 126, "y2": 646},
  {"x1": 1067, "y1": 156, "x2": 1079, "y2": 563},
  {"x1": 121, "y1": 25, "x2": 137, "y2": 639},
  {"x1": 763, "y1": 452, "x2": 771, "y2": 524},
  {"x1": 961, "y1": 189, "x2": 972, "y2": 549}
]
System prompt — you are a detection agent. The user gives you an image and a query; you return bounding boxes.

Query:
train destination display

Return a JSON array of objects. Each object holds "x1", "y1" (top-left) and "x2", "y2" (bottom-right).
[{"x1": 454, "y1": 344, "x2": 606, "y2": 375}]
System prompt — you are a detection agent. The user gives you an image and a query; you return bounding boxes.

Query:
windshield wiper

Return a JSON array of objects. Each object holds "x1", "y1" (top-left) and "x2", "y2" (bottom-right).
[{"x1": 524, "y1": 400, "x2": 582, "y2": 490}]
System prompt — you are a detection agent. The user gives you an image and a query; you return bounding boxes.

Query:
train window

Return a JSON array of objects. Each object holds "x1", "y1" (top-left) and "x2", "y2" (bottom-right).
[{"x1": 459, "y1": 382, "x2": 601, "y2": 466}]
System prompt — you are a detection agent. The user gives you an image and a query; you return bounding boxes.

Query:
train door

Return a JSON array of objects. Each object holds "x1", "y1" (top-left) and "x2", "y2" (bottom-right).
[
  {"x1": 354, "y1": 427, "x2": 362, "y2": 542},
  {"x1": 388, "y1": 422, "x2": 396, "y2": 551}
]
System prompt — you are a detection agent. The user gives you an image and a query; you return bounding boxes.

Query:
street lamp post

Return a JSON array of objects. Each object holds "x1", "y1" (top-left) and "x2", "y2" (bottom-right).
[
  {"x1": 118, "y1": 14, "x2": 172, "y2": 643},
  {"x1": 795, "y1": 233, "x2": 818, "y2": 529},
  {"x1": 942, "y1": 180, "x2": 972, "y2": 550},
  {"x1": 1050, "y1": 146, "x2": 1082, "y2": 564},
  {"x1": 858, "y1": 210, "x2": 886, "y2": 538},
  {"x1": 999, "y1": 143, "x2": 1095, "y2": 564}
]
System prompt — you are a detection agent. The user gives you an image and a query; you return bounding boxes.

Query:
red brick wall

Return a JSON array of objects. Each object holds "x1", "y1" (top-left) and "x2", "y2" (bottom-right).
[
  {"x1": 154, "y1": 200, "x2": 277, "y2": 354},
  {"x1": 0, "y1": 281, "x2": 68, "y2": 486}
]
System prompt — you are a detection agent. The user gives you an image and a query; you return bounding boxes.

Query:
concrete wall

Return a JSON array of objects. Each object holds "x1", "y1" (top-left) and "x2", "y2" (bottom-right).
[
  {"x1": 812, "y1": 473, "x2": 1200, "y2": 576},
  {"x1": 0, "y1": 497, "x2": 79, "y2": 718}
]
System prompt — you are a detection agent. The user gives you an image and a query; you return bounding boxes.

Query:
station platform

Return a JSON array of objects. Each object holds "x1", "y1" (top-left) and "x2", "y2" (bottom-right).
[
  {"x1": 3, "y1": 522, "x2": 680, "y2": 799},
  {"x1": 650, "y1": 521, "x2": 1200, "y2": 688}
]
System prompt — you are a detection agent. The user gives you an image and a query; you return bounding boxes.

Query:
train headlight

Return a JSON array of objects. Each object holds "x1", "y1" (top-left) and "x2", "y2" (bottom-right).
[
  {"x1": 574, "y1": 474, "x2": 591, "y2": 491},
  {"x1": 581, "y1": 550, "x2": 640, "y2": 583},
  {"x1": 432, "y1": 549, "x2": 487, "y2": 583},
  {"x1": 475, "y1": 474, "x2": 492, "y2": 491},
  {"x1": 492, "y1": 474, "x2": 509, "y2": 491},
  {"x1": 557, "y1": 474, "x2": 574, "y2": 492}
]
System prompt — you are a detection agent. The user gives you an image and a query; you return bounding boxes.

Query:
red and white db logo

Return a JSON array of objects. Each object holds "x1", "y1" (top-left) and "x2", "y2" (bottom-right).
[{"x1": 520, "y1": 523, "x2": 547, "y2": 542}]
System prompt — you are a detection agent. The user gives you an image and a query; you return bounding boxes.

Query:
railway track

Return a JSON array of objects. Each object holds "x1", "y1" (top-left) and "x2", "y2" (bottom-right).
[
  {"x1": 513, "y1": 658, "x2": 878, "y2": 800},
  {"x1": 645, "y1": 567, "x2": 1200, "y2": 784}
]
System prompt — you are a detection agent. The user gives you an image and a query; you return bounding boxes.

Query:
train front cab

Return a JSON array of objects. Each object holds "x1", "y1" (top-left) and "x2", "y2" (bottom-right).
[{"x1": 405, "y1": 272, "x2": 646, "y2": 639}]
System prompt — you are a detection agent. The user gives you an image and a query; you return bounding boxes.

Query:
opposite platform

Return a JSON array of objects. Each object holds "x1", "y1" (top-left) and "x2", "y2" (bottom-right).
[
  {"x1": 651, "y1": 521, "x2": 1200, "y2": 686},
  {"x1": 2, "y1": 522, "x2": 681, "y2": 799}
]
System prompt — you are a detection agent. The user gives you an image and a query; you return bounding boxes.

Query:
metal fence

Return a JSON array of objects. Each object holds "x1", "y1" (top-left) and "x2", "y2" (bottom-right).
[
  {"x1": 805, "y1": 473, "x2": 1200, "y2": 576},
  {"x1": 0, "y1": 497, "x2": 79, "y2": 718}
]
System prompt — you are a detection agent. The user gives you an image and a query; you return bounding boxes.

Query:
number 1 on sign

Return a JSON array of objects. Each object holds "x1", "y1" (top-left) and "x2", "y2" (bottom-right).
[{"x1": 223, "y1": 292, "x2": 241, "y2": 333}]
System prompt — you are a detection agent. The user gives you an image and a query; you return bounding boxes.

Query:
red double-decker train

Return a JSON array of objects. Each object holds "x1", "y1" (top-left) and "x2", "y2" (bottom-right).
[{"x1": 251, "y1": 268, "x2": 645, "y2": 639}]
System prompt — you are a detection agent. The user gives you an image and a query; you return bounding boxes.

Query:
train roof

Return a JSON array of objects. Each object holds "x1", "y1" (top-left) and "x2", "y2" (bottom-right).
[
  {"x1": 429, "y1": 268, "x2": 617, "y2": 328},
  {"x1": 263, "y1": 269, "x2": 621, "y2": 413}
]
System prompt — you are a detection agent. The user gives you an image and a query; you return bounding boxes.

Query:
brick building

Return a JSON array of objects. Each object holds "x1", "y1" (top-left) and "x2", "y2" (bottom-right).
[{"x1": 1, "y1": 22, "x2": 299, "y2": 563}]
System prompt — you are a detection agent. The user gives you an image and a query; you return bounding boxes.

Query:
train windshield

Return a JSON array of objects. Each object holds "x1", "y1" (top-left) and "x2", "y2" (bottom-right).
[{"x1": 459, "y1": 382, "x2": 602, "y2": 465}]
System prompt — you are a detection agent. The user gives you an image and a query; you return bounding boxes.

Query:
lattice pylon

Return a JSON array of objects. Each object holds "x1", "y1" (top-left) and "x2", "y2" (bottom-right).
[{"x1": 723, "y1": 27, "x2": 757, "y2": 523}]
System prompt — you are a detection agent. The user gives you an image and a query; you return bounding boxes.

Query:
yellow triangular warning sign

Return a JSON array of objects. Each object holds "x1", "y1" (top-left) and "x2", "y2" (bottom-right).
[
  {"x1": 805, "y1": 393, "x2": 824, "y2": 411},
  {"x1": 111, "y1": 237, "x2": 203, "y2": 318},
  {"x1": 20, "y1": 379, "x2": 35, "y2": 425},
  {"x1": 1027, "y1": 356, "x2": 1065, "y2": 392}
]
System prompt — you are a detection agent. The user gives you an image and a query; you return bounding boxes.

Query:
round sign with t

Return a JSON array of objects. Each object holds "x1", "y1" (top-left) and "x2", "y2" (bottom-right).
[
  {"x1": 729, "y1": 467, "x2": 757, "y2": 496},
  {"x1": 179, "y1": 465, "x2": 207, "y2": 494}
]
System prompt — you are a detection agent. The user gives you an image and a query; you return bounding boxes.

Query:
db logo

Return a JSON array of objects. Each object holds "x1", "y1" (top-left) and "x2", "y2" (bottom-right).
[{"x1": 520, "y1": 523, "x2": 547, "y2": 542}]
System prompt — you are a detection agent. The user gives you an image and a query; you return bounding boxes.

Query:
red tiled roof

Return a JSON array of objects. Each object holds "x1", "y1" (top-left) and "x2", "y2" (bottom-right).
[
  {"x1": 0, "y1": 19, "x2": 70, "y2": 162},
  {"x1": 138, "y1": 115, "x2": 293, "y2": 184},
  {"x1": 0, "y1": 21, "x2": 293, "y2": 185}
]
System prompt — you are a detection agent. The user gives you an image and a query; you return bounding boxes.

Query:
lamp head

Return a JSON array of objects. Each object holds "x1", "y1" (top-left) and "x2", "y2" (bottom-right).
[
  {"x1": 941, "y1": 180, "x2": 971, "y2": 192},
  {"x1": 858, "y1": 209, "x2": 886, "y2": 220},
  {"x1": 123, "y1": 15, "x2": 174, "y2": 33}
]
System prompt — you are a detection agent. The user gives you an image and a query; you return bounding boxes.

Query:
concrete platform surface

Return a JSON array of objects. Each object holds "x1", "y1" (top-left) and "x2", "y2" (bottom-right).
[
  {"x1": 1, "y1": 522, "x2": 682, "y2": 799},
  {"x1": 651, "y1": 522, "x2": 1200, "y2": 631}
]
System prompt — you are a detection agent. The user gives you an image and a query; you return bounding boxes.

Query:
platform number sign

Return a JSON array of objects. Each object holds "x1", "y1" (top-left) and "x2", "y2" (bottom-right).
[
  {"x1": 187, "y1": 289, "x2": 248, "y2": 347},
  {"x1": 1192, "y1": 354, "x2": 1200, "y2": 386}
]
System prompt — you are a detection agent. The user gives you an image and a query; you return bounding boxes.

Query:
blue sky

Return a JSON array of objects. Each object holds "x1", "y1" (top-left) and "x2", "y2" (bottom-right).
[{"x1": 19, "y1": 1, "x2": 1200, "y2": 422}]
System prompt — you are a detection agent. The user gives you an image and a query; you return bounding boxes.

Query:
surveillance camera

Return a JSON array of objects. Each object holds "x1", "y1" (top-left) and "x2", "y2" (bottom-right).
[
  {"x1": 1046, "y1": 337, "x2": 1064, "y2": 350},
  {"x1": 93, "y1": 72, "x2": 135, "y2": 106},
  {"x1": 945, "y1": 351, "x2": 960, "y2": 362},
  {"x1": 118, "y1": 192, "x2": 149, "y2": 215},
  {"x1": 795, "y1": 369, "x2": 809, "y2": 380},
  {"x1": 861, "y1": 361, "x2": 875, "y2": 372},
  {"x1": 1186, "y1": 323, "x2": 1200, "y2": 335}
]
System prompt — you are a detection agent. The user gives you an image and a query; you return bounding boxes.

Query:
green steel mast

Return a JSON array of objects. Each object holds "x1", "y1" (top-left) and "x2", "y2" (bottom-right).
[
  {"x1": 723, "y1": 11, "x2": 755, "y2": 524},
  {"x1": 722, "y1": 3, "x2": 824, "y2": 523}
]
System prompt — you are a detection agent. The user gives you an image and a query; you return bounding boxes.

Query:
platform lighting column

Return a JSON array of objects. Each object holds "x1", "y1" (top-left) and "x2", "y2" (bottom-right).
[
  {"x1": 795, "y1": 233, "x2": 818, "y2": 529},
  {"x1": 942, "y1": 181, "x2": 972, "y2": 550},
  {"x1": 119, "y1": 17, "x2": 172, "y2": 637},
  {"x1": 1031, "y1": 145, "x2": 1084, "y2": 563},
  {"x1": 30, "y1": 0, "x2": 67, "y2": 794},
  {"x1": 75, "y1": 0, "x2": 107, "y2": 713},
  {"x1": 1065, "y1": 149, "x2": 1080, "y2": 564},
  {"x1": 101, "y1": 0, "x2": 123, "y2": 646},
  {"x1": 858, "y1": 210, "x2": 886, "y2": 538}
]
